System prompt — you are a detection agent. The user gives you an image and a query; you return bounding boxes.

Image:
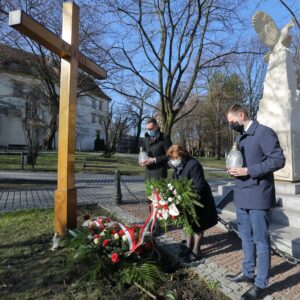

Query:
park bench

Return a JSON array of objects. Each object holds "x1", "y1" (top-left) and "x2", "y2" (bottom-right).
[
  {"x1": 82, "y1": 157, "x2": 118, "y2": 173},
  {"x1": 8, "y1": 144, "x2": 27, "y2": 151}
]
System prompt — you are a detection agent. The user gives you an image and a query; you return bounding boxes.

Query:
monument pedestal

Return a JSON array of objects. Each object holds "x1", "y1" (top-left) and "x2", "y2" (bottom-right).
[{"x1": 215, "y1": 181, "x2": 300, "y2": 259}]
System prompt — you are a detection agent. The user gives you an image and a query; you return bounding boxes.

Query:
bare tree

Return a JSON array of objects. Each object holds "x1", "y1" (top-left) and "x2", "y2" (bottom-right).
[
  {"x1": 122, "y1": 84, "x2": 154, "y2": 153},
  {"x1": 0, "y1": 0, "x2": 109, "y2": 150},
  {"x1": 97, "y1": 0, "x2": 247, "y2": 135},
  {"x1": 171, "y1": 95, "x2": 200, "y2": 150},
  {"x1": 233, "y1": 39, "x2": 267, "y2": 118},
  {"x1": 23, "y1": 94, "x2": 47, "y2": 170},
  {"x1": 278, "y1": 0, "x2": 300, "y2": 28},
  {"x1": 102, "y1": 102, "x2": 131, "y2": 157},
  {"x1": 203, "y1": 71, "x2": 244, "y2": 158}
]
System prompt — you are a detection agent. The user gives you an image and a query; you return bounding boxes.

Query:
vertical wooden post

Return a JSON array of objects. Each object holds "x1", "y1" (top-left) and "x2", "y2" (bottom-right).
[
  {"x1": 9, "y1": 2, "x2": 107, "y2": 236},
  {"x1": 54, "y1": 2, "x2": 79, "y2": 234}
]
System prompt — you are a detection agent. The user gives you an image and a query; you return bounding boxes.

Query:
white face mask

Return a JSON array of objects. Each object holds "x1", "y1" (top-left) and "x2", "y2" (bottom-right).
[{"x1": 171, "y1": 158, "x2": 182, "y2": 167}]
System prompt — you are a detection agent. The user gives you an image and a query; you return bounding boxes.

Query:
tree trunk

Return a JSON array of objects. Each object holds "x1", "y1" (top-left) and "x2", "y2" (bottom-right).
[
  {"x1": 132, "y1": 118, "x2": 143, "y2": 153},
  {"x1": 43, "y1": 116, "x2": 57, "y2": 150},
  {"x1": 215, "y1": 129, "x2": 221, "y2": 160}
]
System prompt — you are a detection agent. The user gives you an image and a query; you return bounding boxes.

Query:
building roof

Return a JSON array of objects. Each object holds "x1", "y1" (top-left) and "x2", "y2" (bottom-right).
[
  {"x1": 0, "y1": 43, "x2": 110, "y2": 101},
  {"x1": 0, "y1": 43, "x2": 39, "y2": 76}
]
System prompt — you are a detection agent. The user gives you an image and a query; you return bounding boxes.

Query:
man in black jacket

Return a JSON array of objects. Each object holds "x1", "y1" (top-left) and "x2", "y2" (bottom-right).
[{"x1": 141, "y1": 118, "x2": 172, "y2": 180}]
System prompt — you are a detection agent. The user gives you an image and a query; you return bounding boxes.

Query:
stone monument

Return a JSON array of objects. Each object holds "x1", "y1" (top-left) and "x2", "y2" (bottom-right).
[{"x1": 253, "y1": 11, "x2": 300, "y2": 182}]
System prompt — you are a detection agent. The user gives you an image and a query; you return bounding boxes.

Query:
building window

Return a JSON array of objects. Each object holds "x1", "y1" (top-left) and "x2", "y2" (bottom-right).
[
  {"x1": 25, "y1": 100, "x2": 37, "y2": 120},
  {"x1": 92, "y1": 99, "x2": 96, "y2": 109},
  {"x1": 91, "y1": 113, "x2": 96, "y2": 123},
  {"x1": 12, "y1": 81, "x2": 24, "y2": 97},
  {"x1": 30, "y1": 87, "x2": 43, "y2": 99},
  {"x1": 99, "y1": 101, "x2": 102, "y2": 111},
  {"x1": 98, "y1": 116, "x2": 102, "y2": 125}
]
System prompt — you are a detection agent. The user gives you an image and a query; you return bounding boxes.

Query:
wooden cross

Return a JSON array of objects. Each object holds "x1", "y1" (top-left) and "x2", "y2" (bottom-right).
[{"x1": 9, "y1": 2, "x2": 107, "y2": 235}]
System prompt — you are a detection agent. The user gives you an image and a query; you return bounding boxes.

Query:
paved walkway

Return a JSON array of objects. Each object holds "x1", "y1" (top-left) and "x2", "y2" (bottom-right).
[
  {"x1": 0, "y1": 171, "x2": 230, "y2": 212},
  {"x1": 1, "y1": 171, "x2": 300, "y2": 299}
]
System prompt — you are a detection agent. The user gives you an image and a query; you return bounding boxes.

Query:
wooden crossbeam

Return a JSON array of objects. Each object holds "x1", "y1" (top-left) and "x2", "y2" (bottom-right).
[{"x1": 9, "y1": 9, "x2": 107, "y2": 80}]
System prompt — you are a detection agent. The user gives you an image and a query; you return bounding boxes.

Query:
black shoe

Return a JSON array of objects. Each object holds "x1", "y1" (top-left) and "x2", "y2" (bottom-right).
[
  {"x1": 183, "y1": 251, "x2": 203, "y2": 263},
  {"x1": 180, "y1": 239, "x2": 187, "y2": 249},
  {"x1": 241, "y1": 285, "x2": 264, "y2": 300},
  {"x1": 225, "y1": 272, "x2": 254, "y2": 283}
]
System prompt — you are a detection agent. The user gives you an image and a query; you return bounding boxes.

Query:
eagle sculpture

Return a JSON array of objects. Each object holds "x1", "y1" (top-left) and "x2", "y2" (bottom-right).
[{"x1": 252, "y1": 11, "x2": 295, "y2": 62}]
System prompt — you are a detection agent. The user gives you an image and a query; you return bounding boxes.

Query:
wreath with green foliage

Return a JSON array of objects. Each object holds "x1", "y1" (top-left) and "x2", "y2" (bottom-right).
[
  {"x1": 67, "y1": 216, "x2": 164, "y2": 292},
  {"x1": 145, "y1": 178, "x2": 203, "y2": 236}
]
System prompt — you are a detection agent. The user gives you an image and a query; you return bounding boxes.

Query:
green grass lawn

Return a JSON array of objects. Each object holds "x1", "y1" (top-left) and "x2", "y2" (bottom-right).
[
  {"x1": 0, "y1": 152, "x2": 142, "y2": 175},
  {"x1": 0, "y1": 152, "x2": 228, "y2": 178},
  {"x1": 197, "y1": 157, "x2": 227, "y2": 169},
  {"x1": 0, "y1": 206, "x2": 229, "y2": 300}
]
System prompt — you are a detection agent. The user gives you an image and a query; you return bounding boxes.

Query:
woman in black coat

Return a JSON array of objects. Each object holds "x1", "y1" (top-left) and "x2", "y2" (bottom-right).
[{"x1": 167, "y1": 145, "x2": 218, "y2": 262}]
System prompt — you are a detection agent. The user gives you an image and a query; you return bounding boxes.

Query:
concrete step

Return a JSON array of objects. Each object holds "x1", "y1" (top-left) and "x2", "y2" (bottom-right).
[
  {"x1": 275, "y1": 193, "x2": 300, "y2": 211},
  {"x1": 217, "y1": 182, "x2": 300, "y2": 197},
  {"x1": 275, "y1": 181, "x2": 300, "y2": 195},
  {"x1": 218, "y1": 210, "x2": 300, "y2": 259},
  {"x1": 270, "y1": 207, "x2": 300, "y2": 229},
  {"x1": 270, "y1": 222, "x2": 300, "y2": 260},
  {"x1": 217, "y1": 183, "x2": 235, "y2": 196}
]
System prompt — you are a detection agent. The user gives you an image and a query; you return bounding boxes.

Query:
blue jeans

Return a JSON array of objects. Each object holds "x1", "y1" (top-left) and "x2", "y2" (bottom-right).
[{"x1": 236, "y1": 208, "x2": 271, "y2": 289}]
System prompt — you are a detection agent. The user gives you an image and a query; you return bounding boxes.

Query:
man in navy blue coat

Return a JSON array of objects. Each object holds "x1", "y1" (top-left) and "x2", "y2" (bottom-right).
[{"x1": 225, "y1": 104, "x2": 285, "y2": 300}]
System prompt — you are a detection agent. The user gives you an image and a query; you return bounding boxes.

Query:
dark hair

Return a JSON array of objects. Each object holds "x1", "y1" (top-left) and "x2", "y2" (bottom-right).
[
  {"x1": 167, "y1": 144, "x2": 189, "y2": 159},
  {"x1": 227, "y1": 104, "x2": 249, "y2": 118},
  {"x1": 147, "y1": 118, "x2": 158, "y2": 126}
]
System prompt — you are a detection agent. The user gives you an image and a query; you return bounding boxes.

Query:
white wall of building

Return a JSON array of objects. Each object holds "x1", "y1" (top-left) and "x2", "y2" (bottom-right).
[{"x1": 0, "y1": 70, "x2": 109, "y2": 151}]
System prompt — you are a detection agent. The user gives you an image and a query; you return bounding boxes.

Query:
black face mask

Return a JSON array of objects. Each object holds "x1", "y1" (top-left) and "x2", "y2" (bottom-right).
[{"x1": 230, "y1": 121, "x2": 244, "y2": 133}]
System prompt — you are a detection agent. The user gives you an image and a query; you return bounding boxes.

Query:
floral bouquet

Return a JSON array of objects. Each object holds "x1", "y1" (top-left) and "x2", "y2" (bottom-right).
[
  {"x1": 145, "y1": 178, "x2": 203, "y2": 235},
  {"x1": 79, "y1": 215, "x2": 153, "y2": 264},
  {"x1": 67, "y1": 214, "x2": 163, "y2": 292}
]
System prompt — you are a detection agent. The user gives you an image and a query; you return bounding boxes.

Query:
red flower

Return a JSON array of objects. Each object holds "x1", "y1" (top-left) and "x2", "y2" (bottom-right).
[
  {"x1": 118, "y1": 230, "x2": 125, "y2": 236},
  {"x1": 153, "y1": 191, "x2": 160, "y2": 200},
  {"x1": 111, "y1": 229, "x2": 117, "y2": 234},
  {"x1": 135, "y1": 247, "x2": 143, "y2": 254},
  {"x1": 163, "y1": 204, "x2": 168, "y2": 210},
  {"x1": 102, "y1": 239, "x2": 109, "y2": 247},
  {"x1": 94, "y1": 234, "x2": 100, "y2": 239},
  {"x1": 171, "y1": 215, "x2": 177, "y2": 220},
  {"x1": 111, "y1": 252, "x2": 119, "y2": 263},
  {"x1": 132, "y1": 226, "x2": 137, "y2": 232},
  {"x1": 144, "y1": 242, "x2": 153, "y2": 251}
]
